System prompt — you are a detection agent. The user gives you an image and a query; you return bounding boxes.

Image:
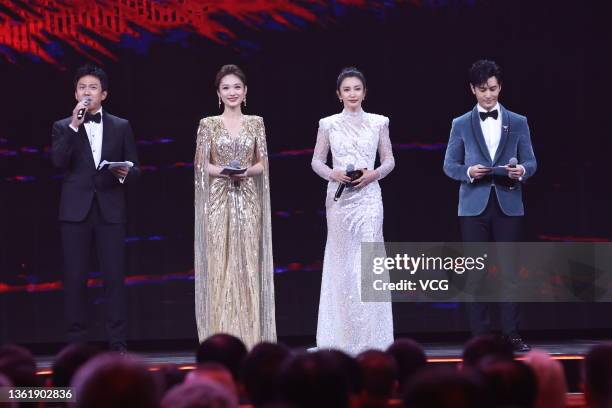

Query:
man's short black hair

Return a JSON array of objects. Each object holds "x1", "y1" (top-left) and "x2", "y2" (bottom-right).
[
  {"x1": 242, "y1": 342, "x2": 290, "y2": 406},
  {"x1": 195, "y1": 333, "x2": 247, "y2": 381},
  {"x1": 469, "y1": 59, "x2": 502, "y2": 87},
  {"x1": 357, "y1": 349, "x2": 397, "y2": 399},
  {"x1": 403, "y1": 367, "x2": 489, "y2": 408},
  {"x1": 584, "y1": 342, "x2": 612, "y2": 407},
  {"x1": 462, "y1": 334, "x2": 514, "y2": 369},
  {"x1": 387, "y1": 338, "x2": 427, "y2": 392},
  {"x1": 74, "y1": 64, "x2": 109, "y2": 91},
  {"x1": 0, "y1": 344, "x2": 39, "y2": 388},
  {"x1": 478, "y1": 359, "x2": 538, "y2": 408},
  {"x1": 279, "y1": 350, "x2": 353, "y2": 408},
  {"x1": 52, "y1": 343, "x2": 101, "y2": 387},
  {"x1": 72, "y1": 353, "x2": 158, "y2": 408}
]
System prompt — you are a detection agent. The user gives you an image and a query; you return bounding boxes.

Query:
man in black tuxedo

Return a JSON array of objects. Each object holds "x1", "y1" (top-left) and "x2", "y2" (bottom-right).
[{"x1": 51, "y1": 65, "x2": 140, "y2": 351}]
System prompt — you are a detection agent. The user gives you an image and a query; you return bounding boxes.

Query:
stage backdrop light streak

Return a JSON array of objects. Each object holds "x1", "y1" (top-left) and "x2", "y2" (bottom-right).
[{"x1": 0, "y1": 0, "x2": 416, "y2": 66}]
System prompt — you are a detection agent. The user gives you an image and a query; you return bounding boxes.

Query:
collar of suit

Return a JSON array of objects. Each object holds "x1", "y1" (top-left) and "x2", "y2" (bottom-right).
[
  {"x1": 472, "y1": 103, "x2": 509, "y2": 165},
  {"x1": 476, "y1": 103, "x2": 500, "y2": 118},
  {"x1": 84, "y1": 107, "x2": 103, "y2": 124}
]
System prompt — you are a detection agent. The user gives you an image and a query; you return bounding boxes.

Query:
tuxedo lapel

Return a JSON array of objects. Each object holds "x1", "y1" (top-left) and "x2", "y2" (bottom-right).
[
  {"x1": 493, "y1": 105, "x2": 510, "y2": 165},
  {"x1": 101, "y1": 111, "x2": 113, "y2": 164},
  {"x1": 77, "y1": 124, "x2": 97, "y2": 169},
  {"x1": 470, "y1": 106, "x2": 493, "y2": 164}
]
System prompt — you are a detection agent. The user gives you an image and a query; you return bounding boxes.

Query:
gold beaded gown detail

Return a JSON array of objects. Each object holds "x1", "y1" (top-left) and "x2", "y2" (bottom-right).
[{"x1": 194, "y1": 115, "x2": 276, "y2": 348}]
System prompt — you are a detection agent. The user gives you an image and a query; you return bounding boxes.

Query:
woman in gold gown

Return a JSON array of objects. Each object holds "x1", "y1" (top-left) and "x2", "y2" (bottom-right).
[{"x1": 194, "y1": 65, "x2": 275, "y2": 348}]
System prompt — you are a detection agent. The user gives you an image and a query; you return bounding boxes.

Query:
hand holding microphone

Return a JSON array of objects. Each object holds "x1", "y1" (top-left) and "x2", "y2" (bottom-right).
[
  {"x1": 71, "y1": 97, "x2": 91, "y2": 128},
  {"x1": 329, "y1": 167, "x2": 352, "y2": 184},
  {"x1": 333, "y1": 164, "x2": 354, "y2": 201},
  {"x1": 227, "y1": 159, "x2": 247, "y2": 186},
  {"x1": 505, "y1": 157, "x2": 524, "y2": 180},
  {"x1": 333, "y1": 164, "x2": 364, "y2": 201}
]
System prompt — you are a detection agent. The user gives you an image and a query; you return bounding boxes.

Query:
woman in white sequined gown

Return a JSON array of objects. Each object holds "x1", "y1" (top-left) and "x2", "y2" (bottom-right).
[{"x1": 312, "y1": 67, "x2": 395, "y2": 354}]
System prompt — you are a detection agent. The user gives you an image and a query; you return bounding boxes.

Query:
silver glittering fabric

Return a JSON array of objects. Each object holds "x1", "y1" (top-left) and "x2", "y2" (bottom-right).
[
  {"x1": 312, "y1": 108, "x2": 395, "y2": 354},
  {"x1": 194, "y1": 115, "x2": 276, "y2": 349}
]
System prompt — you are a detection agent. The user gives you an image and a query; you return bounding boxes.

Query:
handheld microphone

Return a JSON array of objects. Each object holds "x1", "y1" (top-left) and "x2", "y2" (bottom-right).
[
  {"x1": 77, "y1": 97, "x2": 91, "y2": 121},
  {"x1": 334, "y1": 164, "x2": 355, "y2": 202},
  {"x1": 508, "y1": 157, "x2": 518, "y2": 189},
  {"x1": 229, "y1": 160, "x2": 242, "y2": 188}
]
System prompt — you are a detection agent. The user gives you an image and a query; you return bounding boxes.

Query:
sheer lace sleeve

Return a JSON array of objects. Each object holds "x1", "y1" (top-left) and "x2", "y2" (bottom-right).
[
  {"x1": 375, "y1": 117, "x2": 394, "y2": 180},
  {"x1": 311, "y1": 119, "x2": 332, "y2": 180}
]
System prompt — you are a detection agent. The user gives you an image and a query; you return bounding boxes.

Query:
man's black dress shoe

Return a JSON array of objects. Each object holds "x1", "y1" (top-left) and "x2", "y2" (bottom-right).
[{"x1": 507, "y1": 336, "x2": 531, "y2": 352}]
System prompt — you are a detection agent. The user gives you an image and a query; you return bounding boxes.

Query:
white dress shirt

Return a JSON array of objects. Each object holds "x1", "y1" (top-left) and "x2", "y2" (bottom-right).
[
  {"x1": 467, "y1": 103, "x2": 524, "y2": 182},
  {"x1": 70, "y1": 107, "x2": 103, "y2": 168},
  {"x1": 477, "y1": 102, "x2": 502, "y2": 161},
  {"x1": 69, "y1": 108, "x2": 129, "y2": 183}
]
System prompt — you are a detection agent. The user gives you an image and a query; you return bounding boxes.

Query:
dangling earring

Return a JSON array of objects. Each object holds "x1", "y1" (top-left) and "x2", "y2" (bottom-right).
[
  {"x1": 339, "y1": 98, "x2": 343, "y2": 104},
  {"x1": 243, "y1": 96, "x2": 247, "y2": 108},
  {"x1": 218, "y1": 97, "x2": 221, "y2": 109}
]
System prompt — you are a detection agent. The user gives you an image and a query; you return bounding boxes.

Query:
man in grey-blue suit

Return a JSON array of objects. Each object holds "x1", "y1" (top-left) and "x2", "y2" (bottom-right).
[{"x1": 443, "y1": 60, "x2": 536, "y2": 352}]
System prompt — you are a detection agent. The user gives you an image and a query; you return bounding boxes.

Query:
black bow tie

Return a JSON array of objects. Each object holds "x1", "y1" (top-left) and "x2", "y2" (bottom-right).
[
  {"x1": 84, "y1": 112, "x2": 102, "y2": 124},
  {"x1": 479, "y1": 109, "x2": 498, "y2": 121}
]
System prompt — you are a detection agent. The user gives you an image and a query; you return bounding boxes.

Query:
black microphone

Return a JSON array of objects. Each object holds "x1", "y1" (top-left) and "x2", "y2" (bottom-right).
[
  {"x1": 334, "y1": 164, "x2": 355, "y2": 202},
  {"x1": 77, "y1": 97, "x2": 91, "y2": 121},
  {"x1": 508, "y1": 157, "x2": 518, "y2": 189},
  {"x1": 229, "y1": 160, "x2": 241, "y2": 188}
]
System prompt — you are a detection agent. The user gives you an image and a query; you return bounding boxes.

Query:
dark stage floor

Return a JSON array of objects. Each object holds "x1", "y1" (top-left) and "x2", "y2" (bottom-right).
[
  {"x1": 31, "y1": 339, "x2": 600, "y2": 392},
  {"x1": 34, "y1": 339, "x2": 601, "y2": 370}
]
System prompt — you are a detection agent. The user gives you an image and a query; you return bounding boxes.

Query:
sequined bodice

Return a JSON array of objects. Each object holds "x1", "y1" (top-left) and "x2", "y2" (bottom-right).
[{"x1": 208, "y1": 116, "x2": 257, "y2": 169}]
